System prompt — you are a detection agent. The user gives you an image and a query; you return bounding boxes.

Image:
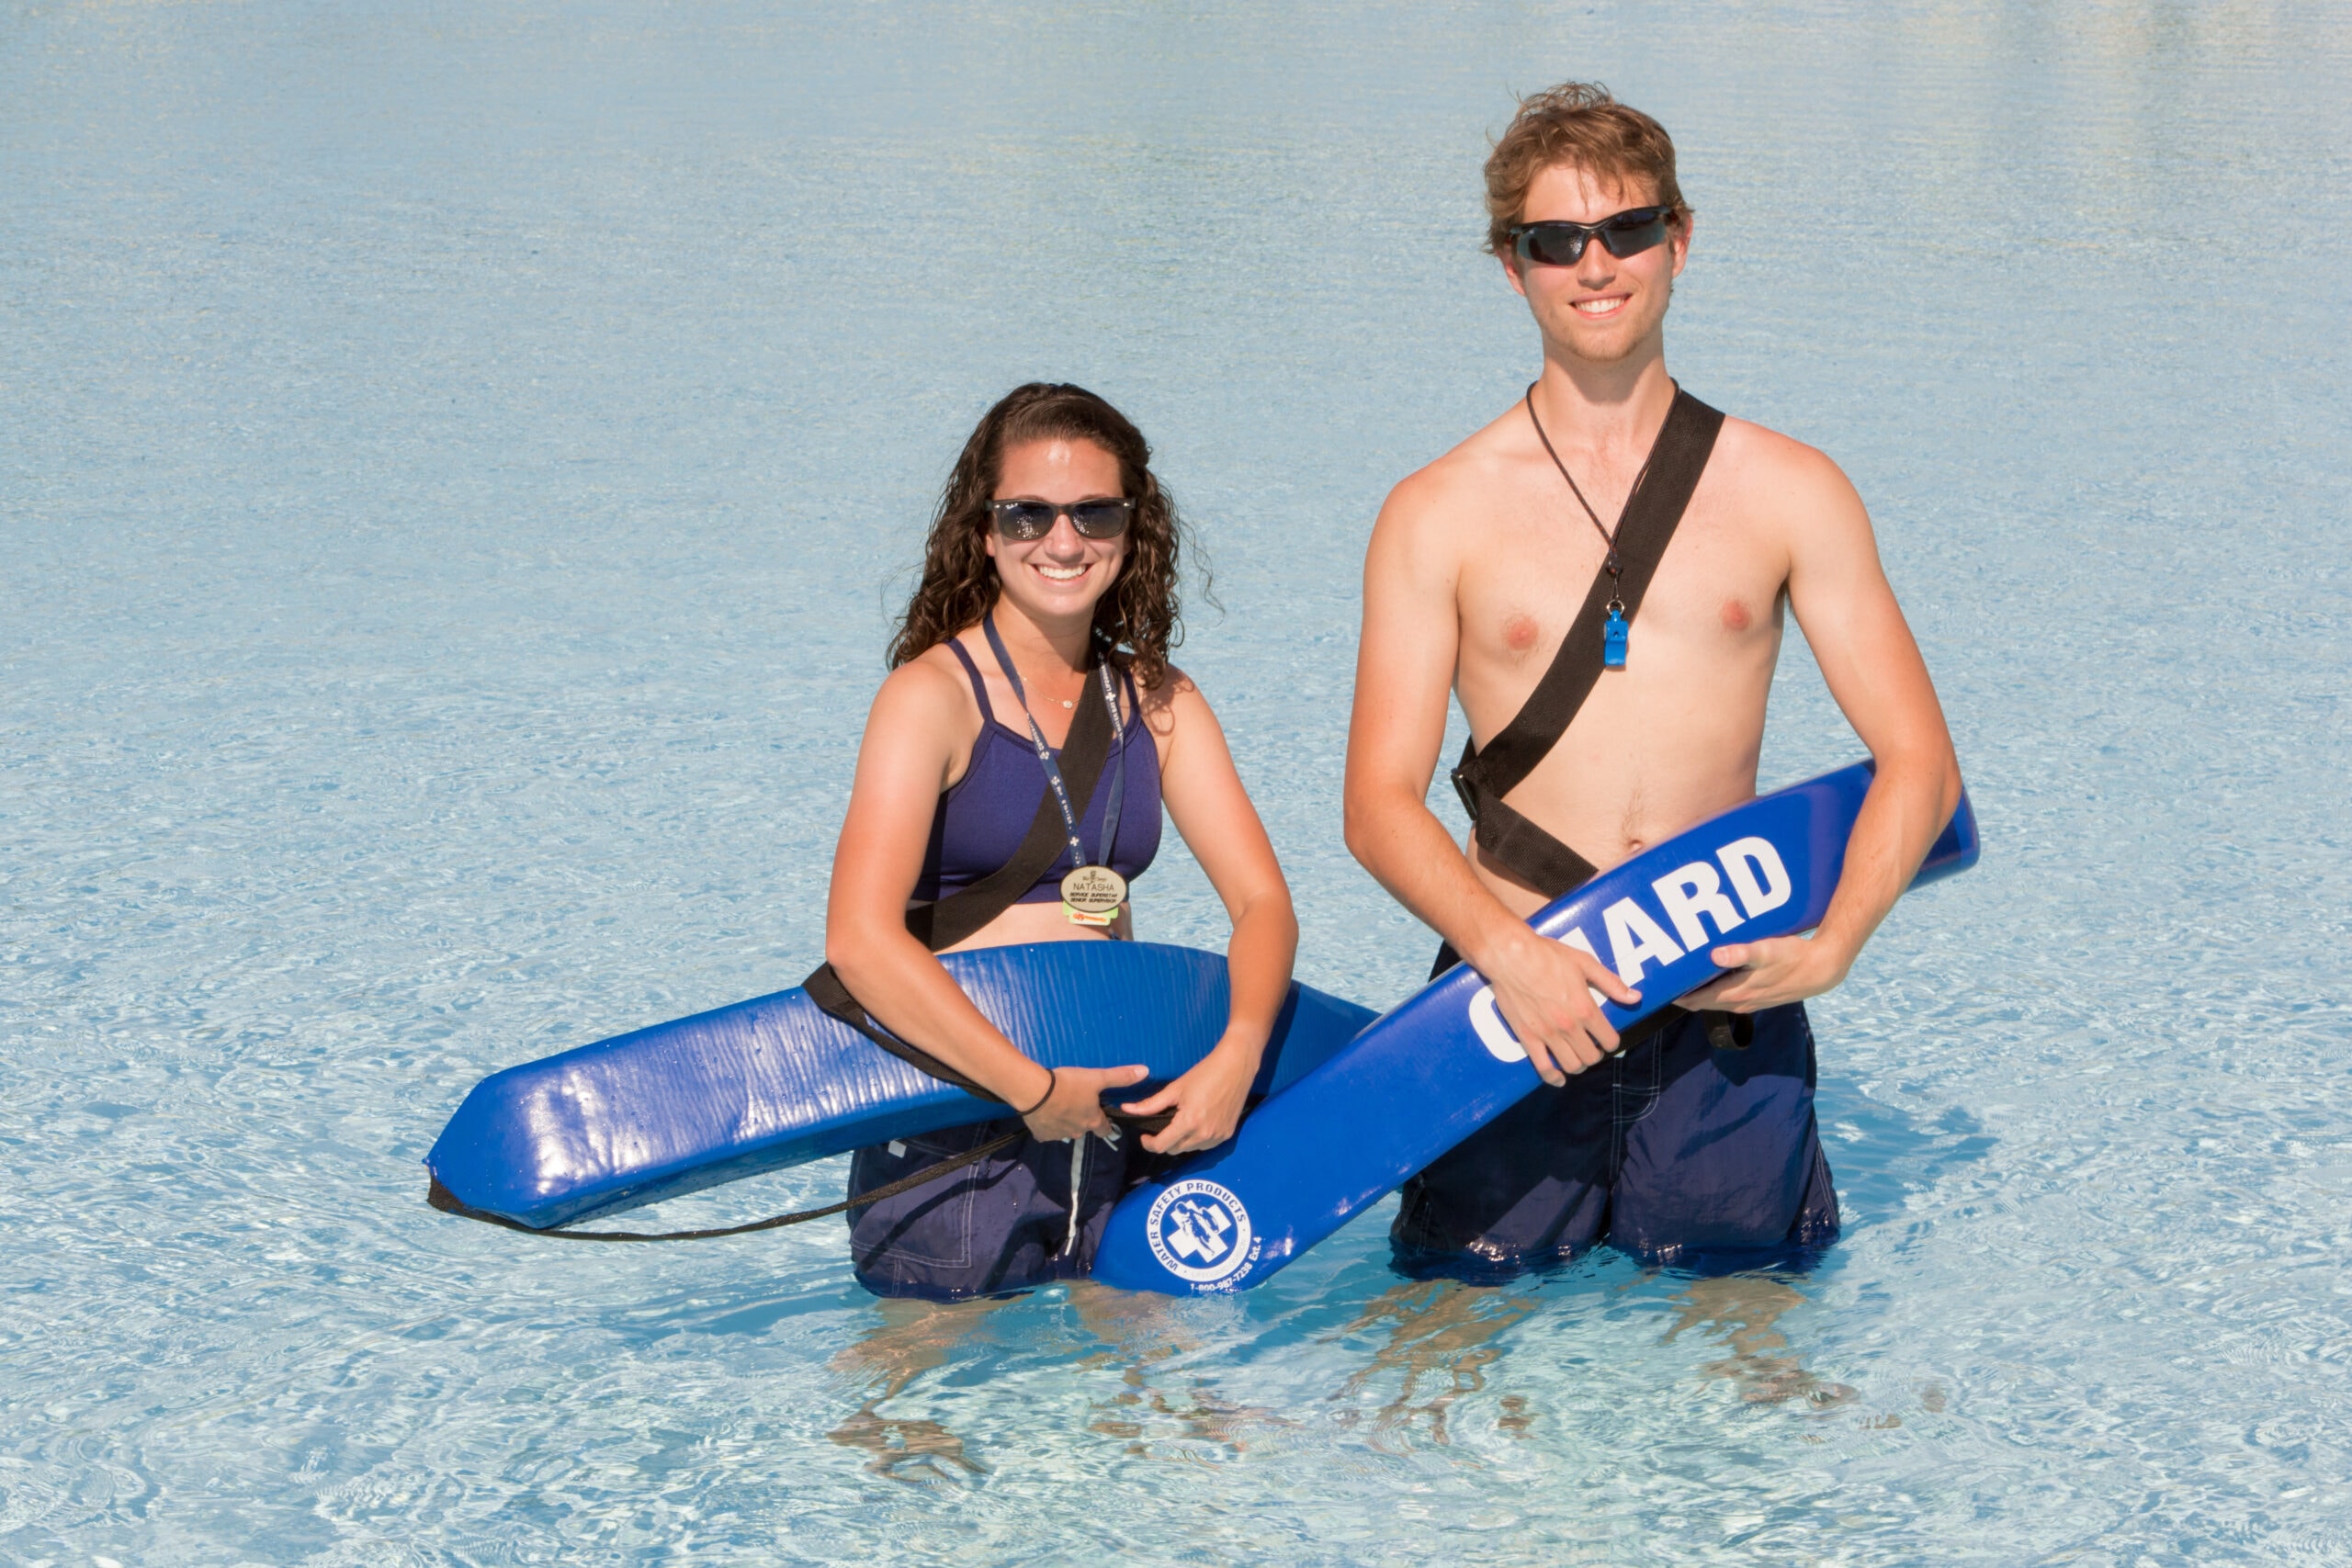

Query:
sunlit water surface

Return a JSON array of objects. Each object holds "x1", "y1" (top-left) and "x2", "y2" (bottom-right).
[{"x1": 5, "y1": 2, "x2": 2349, "y2": 1562}]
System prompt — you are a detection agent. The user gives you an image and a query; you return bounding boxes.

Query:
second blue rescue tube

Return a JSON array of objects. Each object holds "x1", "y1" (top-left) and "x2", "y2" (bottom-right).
[{"x1": 1092, "y1": 761, "x2": 1980, "y2": 1294}]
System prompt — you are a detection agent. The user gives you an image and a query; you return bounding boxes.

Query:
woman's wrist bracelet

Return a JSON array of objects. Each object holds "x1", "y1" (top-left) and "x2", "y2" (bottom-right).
[{"x1": 1012, "y1": 1065, "x2": 1057, "y2": 1119}]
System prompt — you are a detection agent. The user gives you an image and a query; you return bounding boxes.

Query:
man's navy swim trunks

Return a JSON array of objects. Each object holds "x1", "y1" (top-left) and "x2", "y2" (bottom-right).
[{"x1": 1390, "y1": 999, "x2": 1840, "y2": 1280}]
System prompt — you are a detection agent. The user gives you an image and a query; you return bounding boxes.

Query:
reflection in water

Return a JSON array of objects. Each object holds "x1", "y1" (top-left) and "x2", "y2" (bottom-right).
[
  {"x1": 827, "y1": 1272, "x2": 1860, "y2": 1475},
  {"x1": 826, "y1": 1402, "x2": 987, "y2": 1484},
  {"x1": 1090, "y1": 1365, "x2": 1298, "y2": 1461},
  {"x1": 1662, "y1": 1277, "x2": 1856, "y2": 1409},
  {"x1": 1073, "y1": 1285, "x2": 1295, "y2": 1461},
  {"x1": 831, "y1": 1284, "x2": 1289, "y2": 1476},
  {"x1": 1327, "y1": 1280, "x2": 1539, "y2": 1448},
  {"x1": 1068, "y1": 1280, "x2": 1194, "y2": 1365},
  {"x1": 828, "y1": 1297, "x2": 1001, "y2": 1483}
]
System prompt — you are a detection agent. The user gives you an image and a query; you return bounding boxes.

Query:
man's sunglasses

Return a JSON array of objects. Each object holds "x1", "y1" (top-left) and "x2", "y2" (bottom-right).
[
  {"x1": 989, "y1": 497, "x2": 1135, "y2": 542},
  {"x1": 1510, "y1": 206, "x2": 1678, "y2": 267}
]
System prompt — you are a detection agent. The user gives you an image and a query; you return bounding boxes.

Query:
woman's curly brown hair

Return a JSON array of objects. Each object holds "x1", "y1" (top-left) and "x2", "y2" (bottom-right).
[{"x1": 889, "y1": 382, "x2": 1191, "y2": 690}]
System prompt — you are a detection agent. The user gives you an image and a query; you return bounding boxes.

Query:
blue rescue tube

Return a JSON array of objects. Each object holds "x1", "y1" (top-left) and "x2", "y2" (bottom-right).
[
  {"x1": 426, "y1": 942, "x2": 1376, "y2": 1231},
  {"x1": 1093, "y1": 762, "x2": 1980, "y2": 1294}
]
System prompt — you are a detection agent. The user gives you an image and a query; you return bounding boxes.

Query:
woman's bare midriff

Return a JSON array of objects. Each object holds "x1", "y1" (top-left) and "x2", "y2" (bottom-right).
[{"x1": 929, "y1": 898, "x2": 1134, "y2": 953}]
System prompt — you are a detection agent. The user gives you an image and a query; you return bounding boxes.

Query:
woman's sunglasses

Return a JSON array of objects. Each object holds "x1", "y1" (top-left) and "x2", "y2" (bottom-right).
[
  {"x1": 1510, "y1": 206, "x2": 1678, "y2": 267},
  {"x1": 989, "y1": 498, "x2": 1135, "y2": 542}
]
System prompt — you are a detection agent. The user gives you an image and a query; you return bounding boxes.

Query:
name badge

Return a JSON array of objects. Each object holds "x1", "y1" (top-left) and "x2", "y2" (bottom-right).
[{"x1": 1061, "y1": 865, "x2": 1128, "y2": 926}]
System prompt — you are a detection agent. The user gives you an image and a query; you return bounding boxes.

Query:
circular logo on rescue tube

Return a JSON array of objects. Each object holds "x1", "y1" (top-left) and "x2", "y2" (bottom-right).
[{"x1": 1146, "y1": 1179, "x2": 1255, "y2": 1286}]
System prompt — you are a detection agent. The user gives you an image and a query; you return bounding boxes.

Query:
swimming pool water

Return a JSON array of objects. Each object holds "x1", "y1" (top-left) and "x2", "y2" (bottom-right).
[{"x1": 5, "y1": 2, "x2": 2349, "y2": 1562}]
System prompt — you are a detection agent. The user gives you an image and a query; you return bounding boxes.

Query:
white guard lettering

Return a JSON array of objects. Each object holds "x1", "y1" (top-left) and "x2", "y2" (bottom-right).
[
  {"x1": 1652, "y1": 861, "x2": 1747, "y2": 951},
  {"x1": 1465, "y1": 927, "x2": 1609, "y2": 1064},
  {"x1": 1715, "y1": 836, "x2": 1793, "y2": 919},
  {"x1": 1469, "y1": 987, "x2": 1525, "y2": 1064},
  {"x1": 1602, "y1": 897, "x2": 1685, "y2": 985}
]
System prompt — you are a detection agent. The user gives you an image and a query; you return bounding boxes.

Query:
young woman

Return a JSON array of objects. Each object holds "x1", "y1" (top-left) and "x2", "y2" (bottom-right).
[{"x1": 824, "y1": 382, "x2": 1297, "y2": 1300}]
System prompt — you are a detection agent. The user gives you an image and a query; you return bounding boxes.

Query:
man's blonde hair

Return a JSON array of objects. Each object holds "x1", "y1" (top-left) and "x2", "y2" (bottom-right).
[{"x1": 1484, "y1": 83, "x2": 1690, "y2": 257}]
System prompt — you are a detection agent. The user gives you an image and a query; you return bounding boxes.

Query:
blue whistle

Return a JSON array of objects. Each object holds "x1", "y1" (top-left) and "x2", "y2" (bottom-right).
[{"x1": 1602, "y1": 606, "x2": 1629, "y2": 669}]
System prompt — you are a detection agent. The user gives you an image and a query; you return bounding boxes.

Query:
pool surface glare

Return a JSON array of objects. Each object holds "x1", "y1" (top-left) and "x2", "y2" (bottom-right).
[{"x1": 4, "y1": 2, "x2": 2349, "y2": 1563}]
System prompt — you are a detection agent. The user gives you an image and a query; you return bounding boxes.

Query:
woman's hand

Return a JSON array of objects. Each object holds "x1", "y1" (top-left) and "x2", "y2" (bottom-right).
[
  {"x1": 1118, "y1": 1034, "x2": 1263, "y2": 1156},
  {"x1": 1019, "y1": 1062, "x2": 1148, "y2": 1144}
]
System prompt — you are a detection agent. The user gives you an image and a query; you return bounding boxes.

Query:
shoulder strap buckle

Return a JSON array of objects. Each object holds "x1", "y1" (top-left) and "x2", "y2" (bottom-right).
[{"x1": 1449, "y1": 761, "x2": 1483, "y2": 825}]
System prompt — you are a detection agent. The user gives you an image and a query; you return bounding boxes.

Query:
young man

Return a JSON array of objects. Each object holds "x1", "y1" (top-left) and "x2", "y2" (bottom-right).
[{"x1": 1343, "y1": 84, "x2": 1962, "y2": 1276}]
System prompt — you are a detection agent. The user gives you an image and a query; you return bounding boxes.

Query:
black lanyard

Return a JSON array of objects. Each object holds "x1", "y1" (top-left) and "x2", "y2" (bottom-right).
[{"x1": 982, "y1": 610, "x2": 1125, "y2": 875}]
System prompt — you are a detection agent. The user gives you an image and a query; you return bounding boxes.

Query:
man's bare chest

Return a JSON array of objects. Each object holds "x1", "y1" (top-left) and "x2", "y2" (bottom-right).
[{"x1": 1454, "y1": 496, "x2": 1789, "y2": 716}]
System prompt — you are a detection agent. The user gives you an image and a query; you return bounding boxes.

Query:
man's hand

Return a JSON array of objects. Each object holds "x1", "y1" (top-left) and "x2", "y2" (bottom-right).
[
  {"x1": 1479, "y1": 927, "x2": 1642, "y2": 1085},
  {"x1": 1121, "y1": 1034, "x2": 1261, "y2": 1156},
  {"x1": 1682, "y1": 934, "x2": 1851, "y2": 1013}
]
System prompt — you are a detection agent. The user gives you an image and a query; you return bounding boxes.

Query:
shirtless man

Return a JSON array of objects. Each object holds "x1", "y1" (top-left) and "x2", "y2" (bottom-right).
[{"x1": 1343, "y1": 84, "x2": 1962, "y2": 1276}]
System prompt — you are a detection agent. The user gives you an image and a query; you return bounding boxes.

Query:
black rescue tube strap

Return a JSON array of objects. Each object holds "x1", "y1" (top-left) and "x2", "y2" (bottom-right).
[
  {"x1": 802, "y1": 962, "x2": 1001, "y2": 1100},
  {"x1": 1440, "y1": 389, "x2": 1749, "y2": 1049},
  {"x1": 1449, "y1": 388, "x2": 1726, "y2": 897},
  {"x1": 425, "y1": 1131, "x2": 1025, "y2": 1241}
]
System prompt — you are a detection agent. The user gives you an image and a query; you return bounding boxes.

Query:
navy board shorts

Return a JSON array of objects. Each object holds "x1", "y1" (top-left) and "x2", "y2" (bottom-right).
[
  {"x1": 845, "y1": 1118, "x2": 1162, "y2": 1301},
  {"x1": 1390, "y1": 987, "x2": 1840, "y2": 1281}
]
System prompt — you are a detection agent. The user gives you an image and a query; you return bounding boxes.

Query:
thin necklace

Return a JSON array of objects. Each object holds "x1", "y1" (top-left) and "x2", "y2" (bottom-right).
[
  {"x1": 995, "y1": 633, "x2": 1080, "y2": 707},
  {"x1": 1524, "y1": 383, "x2": 1659, "y2": 669}
]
